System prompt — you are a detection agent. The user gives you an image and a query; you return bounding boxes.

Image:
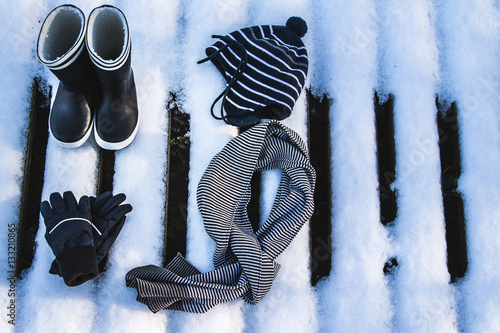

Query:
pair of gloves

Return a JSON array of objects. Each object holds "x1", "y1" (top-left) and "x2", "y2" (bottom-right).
[{"x1": 40, "y1": 191, "x2": 132, "y2": 286}]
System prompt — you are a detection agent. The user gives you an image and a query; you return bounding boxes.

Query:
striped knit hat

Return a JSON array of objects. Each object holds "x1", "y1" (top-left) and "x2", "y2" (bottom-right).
[{"x1": 198, "y1": 17, "x2": 309, "y2": 127}]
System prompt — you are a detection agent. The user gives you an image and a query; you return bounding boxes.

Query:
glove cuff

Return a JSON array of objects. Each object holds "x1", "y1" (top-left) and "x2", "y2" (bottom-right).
[{"x1": 56, "y1": 245, "x2": 99, "y2": 286}]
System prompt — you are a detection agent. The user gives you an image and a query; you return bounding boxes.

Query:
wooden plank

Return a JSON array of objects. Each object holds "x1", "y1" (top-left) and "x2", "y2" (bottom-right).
[
  {"x1": 436, "y1": 100, "x2": 467, "y2": 282},
  {"x1": 163, "y1": 92, "x2": 190, "y2": 265},
  {"x1": 375, "y1": 93, "x2": 397, "y2": 225},
  {"x1": 307, "y1": 90, "x2": 332, "y2": 286},
  {"x1": 16, "y1": 78, "x2": 50, "y2": 277}
]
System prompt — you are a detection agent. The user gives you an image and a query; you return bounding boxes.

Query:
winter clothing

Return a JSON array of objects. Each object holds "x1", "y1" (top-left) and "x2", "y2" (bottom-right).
[
  {"x1": 37, "y1": 5, "x2": 97, "y2": 148},
  {"x1": 41, "y1": 192, "x2": 98, "y2": 286},
  {"x1": 49, "y1": 191, "x2": 132, "y2": 276},
  {"x1": 37, "y1": 4, "x2": 139, "y2": 150},
  {"x1": 42, "y1": 191, "x2": 132, "y2": 285},
  {"x1": 126, "y1": 120, "x2": 316, "y2": 313},
  {"x1": 87, "y1": 5, "x2": 139, "y2": 150},
  {"x1": 198, "y1": 17, "x2": 309, "y2": 127}
]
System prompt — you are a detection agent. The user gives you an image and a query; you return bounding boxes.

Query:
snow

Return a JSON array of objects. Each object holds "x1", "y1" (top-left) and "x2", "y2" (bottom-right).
[
  {"x1": 377, "y1": 1, "x2": 457, "y2": 332},
  {"x1": 436, "y1": 1, "x2": 500, "y2": 332},
  {"x1": 0, "y1": 0, "x2": 499, "y2": 332},
  {"x1": 313, "y1": 1, "x2": 392, "y2": 332}
]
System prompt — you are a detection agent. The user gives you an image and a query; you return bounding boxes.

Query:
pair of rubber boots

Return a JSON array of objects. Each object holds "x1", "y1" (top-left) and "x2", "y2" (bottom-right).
[{"x1": 37, "y1": 5, "x2": 139, "y2": 150}]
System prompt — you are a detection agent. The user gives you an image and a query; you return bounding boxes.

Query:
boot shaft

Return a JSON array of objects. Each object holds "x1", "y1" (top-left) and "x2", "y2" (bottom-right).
[
  {"x1": 37, "y1": 5, "x2": 96, "y2": 92},
  {"x1": 37, "y1": 5, "x2": 86, "y2": 71},
  {"x1": 86, "y1": 4, "x2": 137, "y2": 119},
  {"x1": 50, "y1": 49, "x2": 97, "y2": 93},
  {"x1": 86, "y1": 5, "x2": 132, "y2": 80}
]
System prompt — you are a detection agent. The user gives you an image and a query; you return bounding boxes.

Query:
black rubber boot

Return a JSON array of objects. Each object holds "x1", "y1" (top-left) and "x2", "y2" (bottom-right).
[
  {"x1": 37, "y1": 5, "x2": 96, "y2": 148},
  {"x1": 86, "y1": 5, "x2": 139, "y2": 150}
]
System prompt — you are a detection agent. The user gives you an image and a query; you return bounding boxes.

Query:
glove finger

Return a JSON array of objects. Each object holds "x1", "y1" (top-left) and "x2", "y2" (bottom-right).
[
  {"x1": 95, "y1": 215, "x2": 126, "y2": 249},
  {"x1": 49, "y1": 260, "x2": 61, "y2": 276},
  {"x1": 79, "y1": 195, "x2": 91, "y2": 214},
  {"x1": 40, "y1": 200, "x2": 54, "y2": 220},
  {"x1": 49, "y1": 192, "x2": 65, "y2": 215},
  {"x1": 105, "y1": 203, "x2": 132, "y2": 221},
  {"x1": 107, "y1": 215, "x2": 127, "y2": 238},
  {"x1": 92, "y1": 191, "x2": 113, "y2": 214},
  {"x1": 99, "y1": 193, "x2": 127, "y2": 217},
  {"x1": 95, "y1": 217, "x2": 126, "y2": 260},
  {"x1": 94, "y1": 203, "x2": 131, "y2": 241},
  {"x1": 63, "y1": 191, "x2": 78, "y2": 213}
]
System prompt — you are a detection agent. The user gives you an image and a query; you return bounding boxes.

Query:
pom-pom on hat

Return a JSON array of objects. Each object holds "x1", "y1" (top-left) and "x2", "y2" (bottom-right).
[{"x1": 198, "y1": 17, "x2": 309, "y2": 127}]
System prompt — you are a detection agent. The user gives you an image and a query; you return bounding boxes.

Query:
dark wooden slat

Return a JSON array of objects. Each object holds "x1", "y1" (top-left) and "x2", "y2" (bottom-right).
[
  {"x1": 436, "y1": 99, "x2": 467, "y2": 282},
  {"x1": 238, "y1": 125, "x2": 262, "y2": 233},
  {"x1": 307, "y1": 90, "x2": 333, "y2": 286},
  {"x1": 96, "y1": 149, "x2": 115, "y2": 196},
  {"x1": 163, "y1": 92, "x2": 190, "y2": 266},
  {"x1": 95, "y1": 148, "x2": 116, "y2": 271},
  {"x1": 375, "y1": 93, "x2": 399, "y2": 276},
  {"x1": 375, "y1": 92, "x2": 397, "y2": 226},
  {"x1": 247, "y1": 173, "x2": 262, "y2": 233},
  {"x1": 16, "y1": 78, "x2": 51, "y2": 277}
]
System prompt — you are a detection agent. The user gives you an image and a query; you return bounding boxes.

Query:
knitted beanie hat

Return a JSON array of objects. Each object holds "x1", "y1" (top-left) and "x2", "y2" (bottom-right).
[{"x1": 198, "y1": 17, "x2": 309, "y2": 127}]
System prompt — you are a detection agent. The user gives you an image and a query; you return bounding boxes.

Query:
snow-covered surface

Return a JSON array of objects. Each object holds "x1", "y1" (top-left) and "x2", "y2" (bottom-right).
[{"x1": 0, "y1": 0, "x2": 499, "y2": 332}]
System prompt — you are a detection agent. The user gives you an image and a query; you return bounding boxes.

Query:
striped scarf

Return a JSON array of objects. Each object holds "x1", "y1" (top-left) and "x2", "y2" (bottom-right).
[{"x1": 126, "y1": 121, "x2": 316, "y2": 313}]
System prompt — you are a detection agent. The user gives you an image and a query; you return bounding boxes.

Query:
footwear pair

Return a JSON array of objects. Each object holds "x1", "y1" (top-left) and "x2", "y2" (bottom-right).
[{"x1": 37, "y1": 5, "x2": 139, "y2": 150}]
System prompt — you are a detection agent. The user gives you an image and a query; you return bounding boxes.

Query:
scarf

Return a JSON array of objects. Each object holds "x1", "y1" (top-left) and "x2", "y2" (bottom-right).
[{"x1": 125, "y1": 120, "x2": 316, "y2": 313}]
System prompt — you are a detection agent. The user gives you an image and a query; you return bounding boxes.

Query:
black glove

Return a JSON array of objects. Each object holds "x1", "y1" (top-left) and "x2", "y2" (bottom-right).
[
  {"x1": 41, "y1": 191, "x2": 99, "y2": 286},
  {"x1": 48, "y1": 191, "x2": 132, "y2": 276}
]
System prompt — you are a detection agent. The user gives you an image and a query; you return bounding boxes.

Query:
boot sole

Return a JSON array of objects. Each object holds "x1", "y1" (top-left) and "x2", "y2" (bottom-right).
[{"x1": 94, "y1": 117, "x2": 140, "y2": 150}]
